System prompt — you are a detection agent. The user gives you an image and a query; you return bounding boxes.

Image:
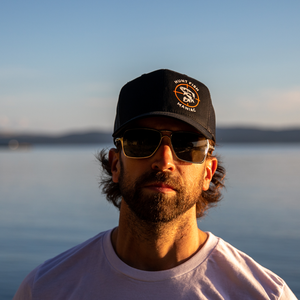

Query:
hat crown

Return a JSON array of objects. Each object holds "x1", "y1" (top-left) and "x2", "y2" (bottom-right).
[{"x1": 113, "y1": 69, "x2": 215, "y2": 141}]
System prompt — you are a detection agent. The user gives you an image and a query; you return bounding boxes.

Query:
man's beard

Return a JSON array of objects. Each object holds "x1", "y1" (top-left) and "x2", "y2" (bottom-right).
[{"x1": 118, "y1": 160, "x2": 204, "y2": 223}]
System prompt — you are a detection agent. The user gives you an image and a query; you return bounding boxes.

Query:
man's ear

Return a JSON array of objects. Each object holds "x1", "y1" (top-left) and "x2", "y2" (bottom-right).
[
  {"x1": 109, "y1": 148, "x2": 121, "y2": 183},
  {"x1": 202, "y1": 157, "x2": 218, "y2": 191}
]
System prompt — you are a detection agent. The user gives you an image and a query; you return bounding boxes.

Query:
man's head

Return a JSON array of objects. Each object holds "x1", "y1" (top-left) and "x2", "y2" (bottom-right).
[{"x1": 98, "y1": 69, "x2": 225, "y2": 219}]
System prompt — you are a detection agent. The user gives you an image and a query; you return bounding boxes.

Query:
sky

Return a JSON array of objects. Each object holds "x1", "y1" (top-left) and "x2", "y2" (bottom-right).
[{"x1": 1, "y1": 0, "x2": 300, "y2": 134}]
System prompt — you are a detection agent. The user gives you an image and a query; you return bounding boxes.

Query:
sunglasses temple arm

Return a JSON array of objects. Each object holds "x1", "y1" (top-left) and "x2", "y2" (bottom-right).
[
  {"x1": 207, "y1": 141, "x2": 215, "y2": 151},
  {"x1": 114, "y1": 137, "x2": 122, "y2": 146}
]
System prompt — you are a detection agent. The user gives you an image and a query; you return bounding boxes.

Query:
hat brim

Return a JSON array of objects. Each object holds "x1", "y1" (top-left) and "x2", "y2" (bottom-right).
[{"x1": 112, "y1": 111, "x2": 214, "y2": 141}]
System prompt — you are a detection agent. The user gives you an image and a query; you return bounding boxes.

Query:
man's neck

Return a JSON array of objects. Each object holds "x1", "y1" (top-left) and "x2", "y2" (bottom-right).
[{"x1": 111, "y1": 200, "x2": 207, "y2": 271}]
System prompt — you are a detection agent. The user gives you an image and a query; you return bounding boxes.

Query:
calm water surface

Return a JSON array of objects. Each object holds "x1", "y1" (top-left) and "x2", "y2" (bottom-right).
[{"x1": 0, "y1": 144, "x2": 299, "y2": 299}]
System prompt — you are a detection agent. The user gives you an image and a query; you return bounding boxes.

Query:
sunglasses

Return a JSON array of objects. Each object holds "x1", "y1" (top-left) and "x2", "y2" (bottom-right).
[{"x1": 115, "y1": 128, "x2": 214, "y2": 164}]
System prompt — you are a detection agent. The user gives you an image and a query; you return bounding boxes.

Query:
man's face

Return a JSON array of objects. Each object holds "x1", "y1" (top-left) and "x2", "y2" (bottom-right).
[{"x1": 110, "y1": 116, "x2": 214, "y2": 223}]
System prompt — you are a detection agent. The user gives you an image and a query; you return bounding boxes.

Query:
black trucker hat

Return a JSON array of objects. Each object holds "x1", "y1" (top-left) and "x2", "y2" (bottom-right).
[{"x1": 113, "y1": 69, "x2": 216, "y2": 141}]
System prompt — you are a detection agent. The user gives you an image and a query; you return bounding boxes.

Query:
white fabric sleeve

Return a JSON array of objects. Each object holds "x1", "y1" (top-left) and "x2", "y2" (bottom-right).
[{"x1": 280, "y1": 283, "x2": 298, "y2": 300}]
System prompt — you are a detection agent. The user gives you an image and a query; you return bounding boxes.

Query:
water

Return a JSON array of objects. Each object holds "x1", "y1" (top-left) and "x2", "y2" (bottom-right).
[{"x1": 0, "y1": 144, "x2": 299, "y2": 298}]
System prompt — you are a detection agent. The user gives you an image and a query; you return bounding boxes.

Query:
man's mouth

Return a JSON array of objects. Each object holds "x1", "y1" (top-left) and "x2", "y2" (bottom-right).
[{"x1": 144, "y1": 182, "x2": 177, "y2": 193}]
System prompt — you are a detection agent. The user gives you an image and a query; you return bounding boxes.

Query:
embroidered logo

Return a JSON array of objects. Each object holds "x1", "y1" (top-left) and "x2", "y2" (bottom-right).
[{"x1": 173, "y1": 83, "x2": 200, "y2": 110}]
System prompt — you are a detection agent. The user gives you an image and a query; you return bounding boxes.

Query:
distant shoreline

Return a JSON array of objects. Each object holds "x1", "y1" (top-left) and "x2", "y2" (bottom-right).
[{"x1": 1, "y1": 127, "x2": 300, "y2": 149}]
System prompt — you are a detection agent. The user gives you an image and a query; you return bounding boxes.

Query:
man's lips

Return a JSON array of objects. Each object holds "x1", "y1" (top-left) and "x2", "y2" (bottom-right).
[{"x1": 144, "y1": 182, "x2": 177, "y2": 193}]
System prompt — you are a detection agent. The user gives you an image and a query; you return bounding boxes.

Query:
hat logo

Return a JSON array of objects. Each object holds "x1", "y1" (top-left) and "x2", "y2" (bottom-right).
[{"x1": 174, "y1": 84, "x2": 200, "y2": 108}]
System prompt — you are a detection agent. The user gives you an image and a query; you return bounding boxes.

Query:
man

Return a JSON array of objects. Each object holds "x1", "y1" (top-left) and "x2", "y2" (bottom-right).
[{"x1": 14, "y1": 69, "x2": 296, "y2": 299}]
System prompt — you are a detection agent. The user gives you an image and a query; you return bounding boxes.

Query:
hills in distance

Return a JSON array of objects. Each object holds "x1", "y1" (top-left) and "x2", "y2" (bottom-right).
[
  {"x1": 1, "y1": 127, "x2": 300, "y2": 148},
  {"x1": 216, "y1": 127, "x2": 300, "y2": 143},
  {"x1": 0, "y1": 131, "x2": 112, "y2": 148}
]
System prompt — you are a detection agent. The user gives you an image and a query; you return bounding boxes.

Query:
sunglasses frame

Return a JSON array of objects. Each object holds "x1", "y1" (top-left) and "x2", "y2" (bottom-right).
[{"x1": 114, "y1": 128, "x2": 215, "y2": 164}]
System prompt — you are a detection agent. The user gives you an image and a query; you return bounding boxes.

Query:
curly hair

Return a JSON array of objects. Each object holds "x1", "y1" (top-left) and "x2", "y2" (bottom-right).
[{"x1": 96, "y1": 142, "x2": 226, "y2": 219}]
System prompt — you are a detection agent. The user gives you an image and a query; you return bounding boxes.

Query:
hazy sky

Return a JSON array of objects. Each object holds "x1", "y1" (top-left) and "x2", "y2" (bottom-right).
[{"x1": 1, "y1": 0, "x2": 300, "y2": 134}]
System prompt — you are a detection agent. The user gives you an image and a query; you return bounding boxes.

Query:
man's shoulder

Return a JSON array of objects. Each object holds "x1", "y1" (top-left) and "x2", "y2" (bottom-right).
[
  {"x1": 13, "y1": 229, "x2": 112, "y2": 300},
  {"x1": 205, "y1": 232, "x2": 296, "y2": 299},
  {"x1": 39, "y1": 230, "x2": 109, "y2": 275},
  {"x1": 210, "y1": 233, "x2": 281, "y2": 280}
]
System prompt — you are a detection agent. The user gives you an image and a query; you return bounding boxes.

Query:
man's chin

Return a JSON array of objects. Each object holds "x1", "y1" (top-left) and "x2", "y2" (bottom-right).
[
  {"x1": 132, "y1": 210, "x2": 179, "y2": 224},
  {"x1": 125, "y1": 194, "x2": 191, "y2": 224}
]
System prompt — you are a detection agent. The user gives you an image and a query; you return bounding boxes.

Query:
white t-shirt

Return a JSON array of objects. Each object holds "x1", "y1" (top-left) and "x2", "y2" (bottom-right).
[{"x1": 13, "y1": 230, "x2": 297, "y2": 299}]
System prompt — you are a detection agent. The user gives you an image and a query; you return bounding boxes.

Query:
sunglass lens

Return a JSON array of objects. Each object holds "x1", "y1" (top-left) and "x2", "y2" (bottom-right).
[
  {"x1": 123, "y1": 129, "x2": 161, "y2": 158},
  {"x1": 172, "y1": 132, "x2": 208, "y2": 163}
]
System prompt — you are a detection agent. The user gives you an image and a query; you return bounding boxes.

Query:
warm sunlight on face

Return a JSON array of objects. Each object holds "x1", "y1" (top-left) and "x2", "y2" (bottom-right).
[{"x1": 110, "y1": 117, "x2": 216, "y2": 223}]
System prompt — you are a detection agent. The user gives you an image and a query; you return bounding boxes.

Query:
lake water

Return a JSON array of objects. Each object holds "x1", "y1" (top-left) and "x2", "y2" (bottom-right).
[{"x1": 1, "y1": 144, "x2": 299, "y2": 298}]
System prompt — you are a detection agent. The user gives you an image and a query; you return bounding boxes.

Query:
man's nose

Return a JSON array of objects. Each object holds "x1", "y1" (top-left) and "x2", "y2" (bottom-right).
[{"x1": 151, "y1": 137, "x2": 176, "y2": 172}]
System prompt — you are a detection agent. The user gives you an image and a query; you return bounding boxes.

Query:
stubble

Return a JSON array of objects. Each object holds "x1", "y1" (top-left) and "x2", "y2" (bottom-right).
[{"x1": 118, "y1": 159, "x2": 204, "y2": 224}]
